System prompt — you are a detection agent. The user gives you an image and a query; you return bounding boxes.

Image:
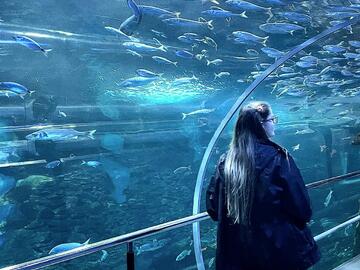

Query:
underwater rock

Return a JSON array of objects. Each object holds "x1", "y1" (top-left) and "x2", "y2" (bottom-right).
[{"x1": 16, "y1": 175, "x2": 53, "y2": 189}]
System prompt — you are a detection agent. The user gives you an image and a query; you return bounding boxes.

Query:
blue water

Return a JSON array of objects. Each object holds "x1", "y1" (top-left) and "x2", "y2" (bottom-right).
[{"x1": 0, "y1": 0, "x2": 359, "y2": 269}]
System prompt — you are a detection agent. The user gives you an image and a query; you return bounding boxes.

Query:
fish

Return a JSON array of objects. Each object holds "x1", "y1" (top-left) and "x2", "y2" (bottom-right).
[
  {"x1": 324, "y1": 190, "x2": 333, "y2": 207},
  {"x1": 231, "y1": 31, "x2": 268, "y2": 46},
  {"x1": 58, "y1": 110, "x2": 67, "y2": 118},
  {"x1": 81, "y1": 161, "x2": 101, "y2": 167},
  {"x1": 49, "y1": 239, "x2": 90, "y2": 255},
  {"x1": 182, "y1": 108, "x2": 215, "y2": 119},
  {"x1": 45, "y1": 160, "x2": 62, "y2": 169},
  {"x1": 152, "y1": 56, "x2": 177, "y2": 66},
  {"x1": 140, "y1": 5, "x2": 180, "y2": 19},
  {"x1": 292, "y1": 144, "x2": 300, "y2": 151},
  {"x1": 104, "y1": 26, "x2": 136, "y2": 41},
  {"x1": 261, "y1": 47, "x2": 284, "y2": 59},
  {"x1": 119, "y1": 0, "x2": 142, "y2": 36},
  {"x1": 99, "y1": 250, "x2": 108, "y2": 262},
  {"x1": 209, "y1": 257, "x2": 215, "y2": 268},
  {"x1": 214, "y1": 71, "x2": 231, "y2": 80},
  {"x1": 136, "y1": 69, "x2": 162, "y2": 78},
  {"x1": 259, "y1": 23, "x2": 304, "y2": 35},
  {"x1": 225, "y1": 0, "x2": 272, "y2": 20},
  {"x1": 122, "y1": 40, "x2": 167, "y2": 53},
  {"x1": 13, "y1": 35, "x2": 52, "y2": 56},
  {"x1": 206, "y1": 59, "x2": 223, "y2": 66},
  {"x1": 175, "y1": 50, "x2": 194, "y2": 59},
  {"x1": 320, "y1": 145, "x2": 327, "y2": 152},
  {"x1": 26, "y1": 129, "x2": 96, "y2": 141},
  {"x1": 201, "y1": 36, "x2": 218, "y2": 50},
  {"x1": 173, "y1": 75, "x2": 198, "y2": 86},
  {"x1": 247, "y1": 49, "x2": 259, "y2": 56},
  {"x1": 349, "y1": 40, "x2": 360, "y2": 48},
  {"x1": 202, "y1": 0, "x2": 220, "y2": 5},
  {"x1": 135, "y1": 238, "x2": 170, "y2": 255},
  {"x1": 0, "y1": 82, "x2": 33, "y2": 97},
  {"x1": 151, "y1": 29, "x2": 167, "y2": 38},
  {"x1": 277, "y1": 11, "x2": 312, "y2": 23},
  {"x1": 173, "y1": 165, "x2": 192, "y2": 175},
  {"x1": 119, "y1": 76, "x2": 159, "y2": 87},
  {"x1": 322, "y1": 42, "x2": 346, "y2": 53},
  {"x1": 126, "y1": 49, "x2": 143, "y2": 58},
  {"x1": 176, "y1": 249, "x2": 191, "y2": 261},
  {"x1": 201, "y1": 6, "x2": 247, "y2": 19},
  {"x1": 295, "y1": 128, "x2": 315, "y2": 135},
  {"x1": 163, "y1": 17, "x2": 214, "y2": 30}
]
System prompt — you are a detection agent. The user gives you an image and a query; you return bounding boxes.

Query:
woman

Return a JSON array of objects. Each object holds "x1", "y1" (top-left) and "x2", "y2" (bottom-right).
[{"x1": 206, "y1": 101, "x2": 320, "y2": 270}]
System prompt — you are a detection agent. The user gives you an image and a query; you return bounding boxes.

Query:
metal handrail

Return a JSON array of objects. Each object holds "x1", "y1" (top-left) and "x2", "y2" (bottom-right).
[{"x1": 1, "y1": 171, "x2": 360, "y2": 270}]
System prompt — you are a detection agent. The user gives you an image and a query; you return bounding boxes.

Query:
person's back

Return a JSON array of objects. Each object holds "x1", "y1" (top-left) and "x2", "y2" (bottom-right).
[{"x1": 206, "y1": 101, "x2": 320, "y2": 270}]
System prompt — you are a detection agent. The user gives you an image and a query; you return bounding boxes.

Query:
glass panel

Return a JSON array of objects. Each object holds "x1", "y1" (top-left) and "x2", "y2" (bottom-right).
[{"x1": 0, "y1": 0, "x2": 359, "y2": 269}]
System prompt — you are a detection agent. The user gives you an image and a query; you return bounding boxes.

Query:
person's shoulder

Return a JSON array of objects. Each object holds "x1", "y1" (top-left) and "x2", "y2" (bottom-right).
[{"x1": 256, "y1": 139, "x2": 287, "y2": 156}]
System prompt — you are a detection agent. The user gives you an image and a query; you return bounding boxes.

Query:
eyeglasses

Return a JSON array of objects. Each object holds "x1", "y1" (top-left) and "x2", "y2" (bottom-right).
[{"x1": 262, "y1": 115, "x2": 278, "y2": 124}]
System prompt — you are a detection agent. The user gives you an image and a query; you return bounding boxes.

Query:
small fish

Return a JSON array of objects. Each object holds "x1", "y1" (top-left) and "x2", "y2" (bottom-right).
[
  {"x1": 173, "y1": 165, "x2": 192, "y2": 175},
  {"x1": 81, "y1": 161, "x2": 101, "y2": 168},
  {"x1": 140, "y1": 5, "x2": 180, "y2": 19},
  {"x1": 135, "y1": 238, "x2": 170, "y2": 255},
  {"x1": 104, "y1": 26, "x2": 137, "y2": 41},
  {"x1": 0, "y1": 82, "x2": 33, "y2": 97},
  {"x1": 172, "y1": 75, "x2": 198, "y2": 86},
  {"x1": 175, "y1": 50, "x2": 194, "y2": 59},
  {"x1": 206, "y1": 59, "x2": 223, "y2": 66},
  {"x1": 49, "y1": 239, "x2": 90, "y2": 255},
  {"x1": 231, "y1": 31, "x2": 268, "y2": 46},
  {"x1": 151, "y1": 29, "x2": 167, "y2": 38},
  {"x1": 292, "y1": 144, "x2": 300, "y2": 151},
  {"x1": 163, "y1": 17, "x2": 214, "y2": 30},
  {"x1": 13, "y1": 35, "x2": 52, "y2": 56},
  {"x1": 126, "y1": 49, "x2": 143, "y2": 58},
  {"x1": 119, "y1": 76, "x2": 159, "y2": 87},
  {"x1": 45, "y1": 160, "x2": 62, "y2": 169},
  {"x1": 202, "y1": 0, "x2": 220, "y2": 4},
  {"x1": 201, "y1": 6, "x2": 247, "y2": 19},
  {"x1": 182, "y1": 108, "x2": 215, "y2": 119},
  {"x1": 247, "y1": 49, "x2": 259, "y2": 56},
  {"x1": 122, "y1": 41, "x2": 167, "y2": 53},
  {"x1": 152, "y1": 56, "x2": 177, "y2": 66},
  {"x1": 261, "y1": 47, "x2": 284, "y2": 59},
  {"x1": 349, "y1": 40, "x2": 360, "y2": 48},
  {"x1": 136, "y1": 69, "x2": 162, "y2": 78},
  {"x1": 295, "y1": 128, "x2": 315, "y2": 135},
  {"x1": 176, "y1": 249, "x2": 191, "y2": 261},
  {"x1": 259, "y1": 23, "x2": 304, "y2": 35},
  {"x1": 324, "y1": 190, "x2": 333, "y2": 207},
  {"x1": 278, "y1": 11, "x2": 312, "y2": 23},
  {"x1": 26, "y1": 129, "x2": 96, "y2": 141},
  {"x1": 214, "y1": 71, "x2": 230, "y2": 80}
]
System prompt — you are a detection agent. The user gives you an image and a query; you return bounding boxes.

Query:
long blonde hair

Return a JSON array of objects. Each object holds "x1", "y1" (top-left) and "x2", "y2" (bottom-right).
[{"x1": 224, "y1": 101, "x2": 271, "y2": 225}]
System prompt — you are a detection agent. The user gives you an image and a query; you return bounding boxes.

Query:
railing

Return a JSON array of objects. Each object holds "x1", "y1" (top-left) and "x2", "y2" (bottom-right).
[{"x1": 1, "y1": 170, "x2": 360, "y2": 270}]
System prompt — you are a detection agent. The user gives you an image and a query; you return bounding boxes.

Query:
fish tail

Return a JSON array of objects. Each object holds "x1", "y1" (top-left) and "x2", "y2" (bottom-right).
[
  {"x1": 214, "y1": 73, "x2": 218, "y2": 80},
  {"x1": 207, "y1": 20, "x2": 214, "y2": 30},
  {"x1": 43, "y1": 49, "x2": 52, "y2": 57},
  {"x1": 174, "y1": 12, "x2": 181, "y2": 18},
  {"x1": 240, "y1": 11, "x2": 247, "y2": 18},
  {"x1": 262, "y1": 36, "x2": 269, "y2": 46},
  {"x1": 174, "y1": 62, "x2": 178, "y2": 67},
  {"x1": 206, "y1": 60, "x2": 211, "y2": 66},
  {"x1": 85, "y1": 130, "x2": 96, "y2": 139},
  {"x1": 83, "y1": 238, "x2": 91, "y2": 245},
  {"x1": 182, "y1": 113, "x2": 187, "y2": 120},
  {"x1": 266, "y1": 8, "x2": 273, "y2": 23}
]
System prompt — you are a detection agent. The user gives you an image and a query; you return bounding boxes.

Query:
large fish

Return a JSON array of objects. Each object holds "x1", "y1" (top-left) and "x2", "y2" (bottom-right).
[
  {"x1": 119, "y1": 0, "x2": 142, "y2": 36},
  {"x1": 118, "y1": 76, "x2": 159, "y2": 87},
  {"x1": 13, "y1": 35, "x2": 52, "y2": 56},
  {"x1": 0, "y1": 82, "x2": 33, "y2": 97}
]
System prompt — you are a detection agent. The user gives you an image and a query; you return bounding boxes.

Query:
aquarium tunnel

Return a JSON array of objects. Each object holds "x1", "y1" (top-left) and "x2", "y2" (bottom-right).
[{"x1": 0, "y1": 0, "x2": 359, "y2": 270}]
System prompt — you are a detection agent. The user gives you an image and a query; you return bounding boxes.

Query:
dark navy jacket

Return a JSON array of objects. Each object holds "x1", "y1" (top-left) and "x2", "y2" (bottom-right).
[{"x1": 206, "y1": 138, "x2": 320, "y2": 270}]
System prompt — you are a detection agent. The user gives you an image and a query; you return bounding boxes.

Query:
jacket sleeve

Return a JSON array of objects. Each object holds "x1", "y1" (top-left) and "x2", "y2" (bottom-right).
[
  {"x1": 277, "y1": 152, "x2": 312, "y2": 228},
  {"x1": 206, "y1": 156, "x2": 225, "y2": 221}
]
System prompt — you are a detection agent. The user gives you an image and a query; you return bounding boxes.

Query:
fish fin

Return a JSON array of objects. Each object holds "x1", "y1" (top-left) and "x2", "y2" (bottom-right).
[
  {"x1": 83, "y1": 238, "x2": 91, "y2": 245},
  {"x1": 182, "y1": 113, "x2": 187, "y2": 120},
  {"x1": 86, "y1": 130, "x2": 96, "y2": 139},
  {"x1": 240, "y1": 11, "x2": 247, "y2": 18},
  {"x1": 43, "y1": 49, "x2": 52, "y2": 57},
  {"x1": 207, "y1": 20, "x2": 214, "y2": 30},
  {"x1": 266, "y1": 8, "x2": 273, "y2": 23}
]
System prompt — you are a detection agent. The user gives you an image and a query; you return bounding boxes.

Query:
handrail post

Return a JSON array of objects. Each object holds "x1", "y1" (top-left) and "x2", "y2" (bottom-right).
[{"x1": 127, "y1": 242, "x2": 135, "y2": 270}]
